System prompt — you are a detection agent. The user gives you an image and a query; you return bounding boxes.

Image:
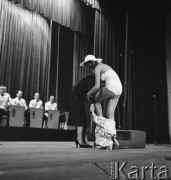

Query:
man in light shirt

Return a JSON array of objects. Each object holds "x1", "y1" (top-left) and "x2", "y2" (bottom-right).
[
  {"x1": 44, "y1": 96, "x2": 57, "y2": 128},
  {"x1": 12, "y1": 90, "x2": 29, "y2": 127},
  {"x1": 45, "y1": 96, "x2": 57, "y2": 112},
  {"x1": 12, "y1": 90, "x2": 27, "y2": 109},
  {"x1": 29, "y1": 92, "x2": 43, "y2": 127},
  {"x1": 29, "y1": 92, "x2": 43, "y2": 109},
  {"x1": 0, "y1": 85, "x2": 11, "y2": 126}
]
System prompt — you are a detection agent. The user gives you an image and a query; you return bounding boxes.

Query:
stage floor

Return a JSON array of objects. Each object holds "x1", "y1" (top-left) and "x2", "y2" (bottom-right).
[{"x1": 0, "y1": 142, "x2": 171, "y2": 180}]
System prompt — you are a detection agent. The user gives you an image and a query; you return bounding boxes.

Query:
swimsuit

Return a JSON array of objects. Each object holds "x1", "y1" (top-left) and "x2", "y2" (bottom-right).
[{"x1": 101, "y1": 69, "x2": 122, "y2": 95}]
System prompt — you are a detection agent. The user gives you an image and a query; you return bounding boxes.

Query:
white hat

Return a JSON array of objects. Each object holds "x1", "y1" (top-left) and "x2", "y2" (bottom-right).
[{"x1": 80, "y1": 54, "x2": 102, "y2": 66}]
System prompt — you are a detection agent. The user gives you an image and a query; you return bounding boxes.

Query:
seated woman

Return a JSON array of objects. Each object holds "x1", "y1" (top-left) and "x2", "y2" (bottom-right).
[{"x1": 80, "y1": 54, "x2": 122, "y2": 149}]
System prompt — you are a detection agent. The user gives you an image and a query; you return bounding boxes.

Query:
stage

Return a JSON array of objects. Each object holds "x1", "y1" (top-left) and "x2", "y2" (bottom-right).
[
  {"x1": 0, "y1": 142, "x2": 171, "y2": 180},
  {"x1": 0, "y1": 127, "x2": 146, "y2": 149}
]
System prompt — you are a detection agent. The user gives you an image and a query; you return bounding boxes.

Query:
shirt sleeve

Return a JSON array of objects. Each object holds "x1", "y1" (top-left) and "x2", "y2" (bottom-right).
[
  {"x1": 45, "y1": 102, "x2": 48, "y2": 111},
  {"x1": 55, "y1": 103, "x2": 57, "y2": 110},
  {"x1": 29, "y1": 100, "x2": 33, "y2": 108},
  {"x1": 10, "y1": 99, "x2": 15, "y2": 105},
  {"x1": 23, "y1": 100, "x2": 28, "y2": 110},
  {"x1": 9, "y1": 96, "x2": 13, "y2": 105},
  {"x1": 2, "y1": 95, "x2": 9, "y2": 108},
  {"x1": 40, "y1": 101, "x2": 43, "y2": 109}
]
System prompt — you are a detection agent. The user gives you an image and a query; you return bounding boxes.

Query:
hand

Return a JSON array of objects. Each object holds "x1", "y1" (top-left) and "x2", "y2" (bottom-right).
[
  {"x1": 87, "y1": 93, "x2": 92, "y2": 102},
  {"x1": 0, "y1": 106, "x2": 7, "y2": 111},
  {"x1": 90, "y1": 104, "x2": 95, "y2": 113}
]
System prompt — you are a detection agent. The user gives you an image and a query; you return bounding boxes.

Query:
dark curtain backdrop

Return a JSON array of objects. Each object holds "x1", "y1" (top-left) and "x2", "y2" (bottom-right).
[
  {"x1": 93, "y1": 9, "x2": 126, "y2": 128},
  {"x1": 73, "y1": 32, "x2": 94, "y2": 85},
  {"x1": 49, "y1": 21, "x2": 60, "y2": 103},
  {"x1": 49, "y1": 21, "x2": 75, "y2": 112},
  {"x1": 8, "y1": 0, "x2": 94, "y2": 37},
  {"x1": 50, "y1": 24, "x2": 93, "y2": 112},
  {"x1": 81, "y1": 0, "x2": 104, "y2": 12},
  {"x1": 0, "y1": 0, "x2": 51, "y2": 103},
  {"x1": 57, "y1": 26, "x2": 74, "y2": 112},
  {"x1": 0, "y1": 0, "x2": 169, "y2": 143},
  {"x1": 124, "y1": 0, "x2": 169, "y2": 143}
]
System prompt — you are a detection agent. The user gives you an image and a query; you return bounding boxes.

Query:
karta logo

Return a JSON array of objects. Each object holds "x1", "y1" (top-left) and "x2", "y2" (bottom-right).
[{"x1": 110, "y1": 162, "x2": 171, "y2": 180}]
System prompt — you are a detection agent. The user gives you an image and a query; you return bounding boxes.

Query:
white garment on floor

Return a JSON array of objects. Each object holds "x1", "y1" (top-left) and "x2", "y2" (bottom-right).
[{"x1": 91, "y1": 112, "x2": 116, "y2": 149}]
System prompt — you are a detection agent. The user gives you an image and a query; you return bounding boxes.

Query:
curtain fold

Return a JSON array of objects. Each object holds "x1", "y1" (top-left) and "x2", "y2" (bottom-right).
[
  {"x1": 93, "y1": 10, "x2": 120, "y2": 68},
  {"x1": 73, "y1": 32, "x2": 94, "y2": 85},
  {"x1": 81, "y1": 0, "x2": 104, "y2": 12},
  {"x1": 0, "y1": 0, "x2": 51, "y2": 103},
  {"x1": 8, "y1": 0, "x2": 94, "y2": 37},
  {"x1": 57, "y1": 26, "x2": 74, "y2": 112},
  {"x1": 49, "y1": 21, "x2": 60, "y2": 103},
  {"x1": 93, "y1": 9, "x2": 129, "y2": 129}
]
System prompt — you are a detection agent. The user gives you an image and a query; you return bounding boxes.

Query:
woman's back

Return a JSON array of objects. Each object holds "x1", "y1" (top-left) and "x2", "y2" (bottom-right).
[{"x1": 96, "y1": 63, "x2": 112, "y2": 74}]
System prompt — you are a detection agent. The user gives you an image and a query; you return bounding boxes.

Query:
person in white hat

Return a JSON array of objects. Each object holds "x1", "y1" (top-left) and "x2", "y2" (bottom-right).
[{"x1": 80, "y1": 54, "x2": 122, "y2": 149}]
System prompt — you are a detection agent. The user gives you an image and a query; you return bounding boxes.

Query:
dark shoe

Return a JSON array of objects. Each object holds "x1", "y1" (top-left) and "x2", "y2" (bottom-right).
[
  {"x1": 75, "y1": 139, "x2": 87, "y2": 148},
  {"x1": 112, "y1": 136, "x2": 119, "y2": 150},
  {"x1": 85, "y1": 144, "x2": 93, "y2": 148}
]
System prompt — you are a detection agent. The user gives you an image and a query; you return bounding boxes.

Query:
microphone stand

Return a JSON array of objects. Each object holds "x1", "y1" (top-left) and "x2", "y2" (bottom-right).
[{"x1": 153, "y1": 94, "x2": 160, "y2": 145}]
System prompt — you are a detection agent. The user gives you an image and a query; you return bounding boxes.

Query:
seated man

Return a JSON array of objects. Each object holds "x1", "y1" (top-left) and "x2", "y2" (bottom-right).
[
  {"x1": 29, "y1": 92, "x2": 43, "y2": 109},
  {"x1": 0, "y1": 85, "x2": 11, "y2": 126},
  {"x1": 29, "y1": 92, "x2": 43, "y2": 127},
  {"x1": 44, "y1": 96, "x2": 57, "y2": 128},
  {"x1": 11, "y1": 90, "x2": 29, "y2": 127},
  {"x1": 12, "y1": 90, "x2": 27, "y2": 108}
]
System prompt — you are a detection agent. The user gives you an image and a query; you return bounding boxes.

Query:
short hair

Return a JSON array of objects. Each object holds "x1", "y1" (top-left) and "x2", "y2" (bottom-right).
[
  {"x1": 34, "y1": 92, "x2": 39, "y2": 96},
  {"x1": 0, "y1": 85, "x2": 6, "y2": 91},
  {"x1": 50, "y1": 95, "x2": 54, "y2": 98},
  {"x1": 17, "y1": 90, "x2": 22, "y2": 94}
]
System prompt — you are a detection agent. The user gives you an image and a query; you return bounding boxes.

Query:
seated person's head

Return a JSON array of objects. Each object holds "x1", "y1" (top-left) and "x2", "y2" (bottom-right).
[
  {"x1": 17, "y1": 90, "x2": 23, "y2": 99},
  {"x1": 3, "y1": 86, "x2": 7, "y2": 93},
  {"x1": 0, "y1": 85, "x2": 4, "y2": 95},
  {"x1": 34, "y1": 92, "x2": 40, "y2": 101},
  {"x1": 49, "y1": 96, "x2": 54, "y2": 103}
]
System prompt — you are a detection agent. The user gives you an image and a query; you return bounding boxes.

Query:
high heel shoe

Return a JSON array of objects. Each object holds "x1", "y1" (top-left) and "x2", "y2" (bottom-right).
[
  {"x1": 75, "y1": 139, "x2": 87, "y2": 148},
  {"x1": 84, "y1": 144, "x2": 93, "y2": 148},
  {"x1": 112, "y1": 136, "x2": 119, "y2": 150}
]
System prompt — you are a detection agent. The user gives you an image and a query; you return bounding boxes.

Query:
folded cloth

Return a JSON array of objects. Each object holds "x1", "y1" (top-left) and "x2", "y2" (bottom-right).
[{"x1": 91, "y1": 112, "x2": 117, "y2": 150}]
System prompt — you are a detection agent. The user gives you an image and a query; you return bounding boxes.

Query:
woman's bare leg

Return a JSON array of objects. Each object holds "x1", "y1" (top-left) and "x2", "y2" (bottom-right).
[
  {"x1": 84, "y1": 127, "x2": 90, "y2": 145},
  {"x1": 106, "y1": 95, "x2": 120, "y2": 149},
  {"x1": 95, "y1": 87, "x2": 114, "y2": 102},
  {"x1": 95, "y1": 102, "x2": 103, "y2": 116},
  {"x1": 77, "y1": 126, "x2": 84, "y2": 144},
  {"x1": 106, "y1": 95, "x2": 120, "y2": 120},
  {"x1": 94, "y1": 87, "x2": 115, "y2": 117}
]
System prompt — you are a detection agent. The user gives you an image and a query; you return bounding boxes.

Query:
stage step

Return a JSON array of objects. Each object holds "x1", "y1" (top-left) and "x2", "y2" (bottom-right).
[{"x1": 117, "y1": 130, "x2": 146, "y2": 149}]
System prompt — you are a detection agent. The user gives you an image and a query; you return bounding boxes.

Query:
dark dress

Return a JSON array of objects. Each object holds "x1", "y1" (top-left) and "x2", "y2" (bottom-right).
[{"x1": 68, "y1": 73, "x2": 95, "y2": 128}]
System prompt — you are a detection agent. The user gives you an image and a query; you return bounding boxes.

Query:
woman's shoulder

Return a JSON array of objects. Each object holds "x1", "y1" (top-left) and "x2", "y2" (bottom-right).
[{"x1": 96, "y1": 63, "x2": 112, "y2": 72}]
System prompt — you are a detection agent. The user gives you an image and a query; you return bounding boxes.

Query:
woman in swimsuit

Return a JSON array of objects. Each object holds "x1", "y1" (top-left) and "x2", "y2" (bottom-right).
[{"x1": 80, "y1": 54, "x2": 122, "y2": 149}]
